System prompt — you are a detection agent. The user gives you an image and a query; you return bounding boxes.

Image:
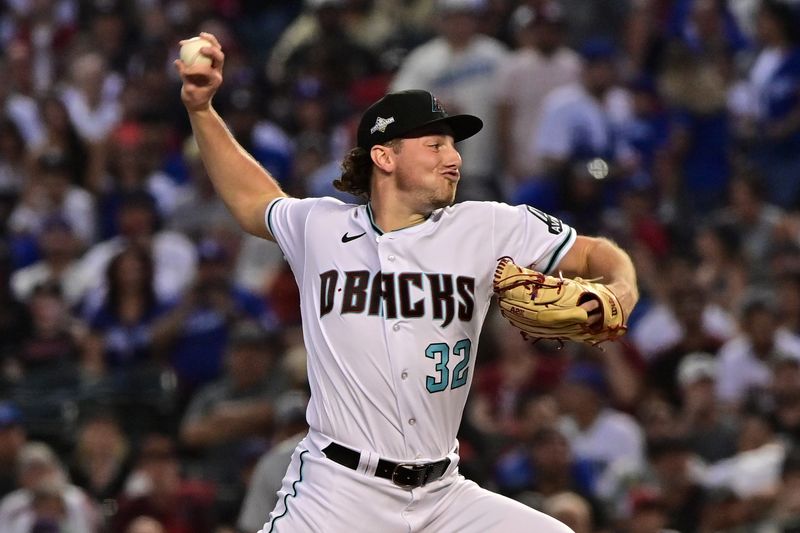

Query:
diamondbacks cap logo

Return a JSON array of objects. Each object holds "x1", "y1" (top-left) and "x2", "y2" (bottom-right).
[{"x1": 370, "y1": 116, "x2": 395, "y2": 134}]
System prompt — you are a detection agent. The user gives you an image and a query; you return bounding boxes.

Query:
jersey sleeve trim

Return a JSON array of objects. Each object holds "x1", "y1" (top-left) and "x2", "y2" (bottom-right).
[
  {"x1": 266, "y1": 196, "x2": 286, "y2": 239},
  {"x1": 543, "y1": 227, "x2": 576, "y2": 274}
]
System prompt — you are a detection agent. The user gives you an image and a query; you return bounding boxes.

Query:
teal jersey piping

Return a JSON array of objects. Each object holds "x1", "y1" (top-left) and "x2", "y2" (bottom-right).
[
  {"x1": 543, "y1": 227, "x2": 576, "y2": 274},
  {"x1": 365, "y1": 202, "x2": 384, "y2": 235},
  {"x1": 266, "y1": 197, "x2": 286, "y2": 239},
  {"x1": 268, "y1": 450, "x2": 308, "y2": 533}
]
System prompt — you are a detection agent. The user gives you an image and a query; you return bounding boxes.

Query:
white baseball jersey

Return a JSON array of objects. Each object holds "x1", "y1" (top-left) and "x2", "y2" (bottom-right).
[{"x1": 266, "y1": 197, "x2": 575, "y2": 462}]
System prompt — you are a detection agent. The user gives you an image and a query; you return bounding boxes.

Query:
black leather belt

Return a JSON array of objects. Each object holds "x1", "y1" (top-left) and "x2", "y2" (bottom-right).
[{"x1": 322, "y1": 442, "x2": 451, "y2": 489}]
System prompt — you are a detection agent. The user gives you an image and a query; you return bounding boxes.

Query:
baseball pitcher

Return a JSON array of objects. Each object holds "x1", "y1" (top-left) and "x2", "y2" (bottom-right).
[{"x1": 176, "y1": 32, "x2": 638, "y2": 533}]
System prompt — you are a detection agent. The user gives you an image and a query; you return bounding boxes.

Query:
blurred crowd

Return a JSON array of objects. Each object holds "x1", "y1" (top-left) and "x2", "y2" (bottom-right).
[{"x1": 1, "y1": 0, "x2": 800, "y2": 532}]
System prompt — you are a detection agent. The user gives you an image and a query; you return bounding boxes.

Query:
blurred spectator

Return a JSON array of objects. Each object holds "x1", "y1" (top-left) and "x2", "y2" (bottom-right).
[
  {"x1": 698, "y1": 485, "x2": 752, "y2": 532},
  {"x1": 237, "y1": 390, "x2": 309, "y2": 533},
  {"x1": 126, "y1": 515, "x2": 166, "y2": 533},
  {"x1": 10, "y1": 281, "x2": 83, "y2": 383},
  {"x1": 77, "y1": 190, "x2": 197, "y2": 304},
  {"x1": 588, "y1": 341, "x2": 645, "y2": 411},
  {"x1": 769, "y1": 356, "x2": 800, "y2": 443},
  {"x1": 0, "y1": 117, "x2": 30, "y2": 196},
  {"x1": 494, "y1": 2, "x2": 581, "y2": 182},
  {"x1": 229, "y1": 1, "x2": 302, "y2": 69},
  {"x1": 694, "y1": 219, "x2": 749, "y2": 314},
  {"x1": 1, "y1": 40, "x2": 45, "y2": 149},
  {"x1": 376, "y1": 0, "x2": 438, "y2": 46},
  {"x1": 153, "y1": 239, "x2": 277, "y2": 396},
  {"x1": 294, "y1": 101, "x2": 363, "y2": 201},
  {"x1": 766, "y1": 446, "x2": 800, "y2": 531},
  {"x1": 179, "y1": 323, "x2": 290, "y2": 496},
  {"x1": 631, "y1": 257, "x2": 735, "y2": 361},
  {"x1": 716, "y1": 292, "x2": 800, "y2": 407},
  {"x1": 558, "y1": 362, "x2": 645, "y2": 483},
  {"x1": 10, "y1": 217, "x2": 84, "y2": 306},
  {"x1": 168, "y1": 137, "x2": 240, "y2": 242},
  {"x1": 391, "y1": 0, "x2": 509, "y2": 200},
  {"x1": 703, "y1": 413, "x2": 785, "y2": 524},
  {"x1": 623, "y1": 487, "x2": 676, "y2": 533},
  {"x1": 543, "y1": 491, "x2": 594, "y2": 533},
  {"x1": 668, "y1": 0, "x2": 749, "y2": 56},
  {"x1": 169, "y1": 137, "x2": 287, "y2": 296},
  {"x1": 558, "y1": 0, "x2": 631, "y2": 47},
  {"x1": 658, "y1": 3, "x2": 740, "y2": 220},
  {"x1": 713, "y1": 171, "x2": 784, "y2": 282},
  {"x1": 0, "y1": 1, "x2": 76, "y2": 97},
  {"x1": 768, "y1": 216, "x2": 800, "y2": 280},
  {"x1": 96, "y1": 124, "x2": 188, "y2": 238},
  {"x1": 68, "y1": 412, "x2": 132, "y2": 505},
  {"x1": 217, "y1": 87, "x2": 294, "y2": 188},
  {"x1": 0, "y1": 247, "x2": 30, "y2": 365},
  {"x1": 82, "y1": 1, "x2": 134, "y2": 74},
  {"x1": 644, "y1": 436, "x2": 707, "y2": 532},
  {"x1": 8, "y1": 151, "x2": 96, "y2": 247},
  {"x1": 637, "y1": 397, "x2": 679, "y2": 445},
  {"x1": 81, "y1": 245, "x2": 166, "y2": 378},
  {"x1": 31, "y1": 94, "x2": 89, "y2": 189},
  {"x1": 493, "y1": 426, "x2": 603, "y2": 526},
  {"x1": 60, "y1": 51, "x2": 122, "y2": 144},
  {"x1": 532, "y1": 36, "x2": 634, "y2": 175},
  {"x1": 113, "y1": 434, "x2": 215, "y2": 533},
  {"x1": 527, "y1": 37, "x2": 636, "y2": 222},
  {"x1": 600, "y1": 188, "x2": 671, "y2": 308},
  {"x1": 0, "y1": 402, "x2": 26, "y2": 499},
  {"x1": 515, "y1": 393, "x2": 562, "y2": 447},
  {"x1": 747, "y1": 0, "x2": 800, "y2": 208},
  {"x1": 468, "y1": 339, "x2": 545, "y2": 442},
  {"x1": 617, "y1": 77, "x2": 670, "y2": 186},
  {"x1": 675, "y1": 352, "x2": 738, "y2": 463},
  {"x1": 279, "y1": 2, "x2": 382, "y2": 109},
  {"x1": 268, "y1": 0, "x2": 390, "y2": 87},
  {"x1": 8, "y1": 281, "x2": 83, "y2": 445},
  {"x1": 646, "y1": 282, "x2": 727, "y2": 405},
  {"x1": 0, "y1": 442, "x2": 99, "y2": 533},
  {"x1": 80, "y1": 245, "x2": 172, "y2": 439}
]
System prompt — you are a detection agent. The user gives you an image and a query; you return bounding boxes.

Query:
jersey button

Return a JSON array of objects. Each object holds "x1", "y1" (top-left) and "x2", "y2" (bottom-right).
[
  {"x1": 401, "y1": 371, "x2": 408, "y2": 380},
  {"x1": 408, "y1": 418, "x2": 416, "y2": 425},
  {"x1": 392, "y1": 324, "x2": 400, "y2": 331},
  {"x1": 388, "y1": 254, "x2": 396, "y2": 261}
]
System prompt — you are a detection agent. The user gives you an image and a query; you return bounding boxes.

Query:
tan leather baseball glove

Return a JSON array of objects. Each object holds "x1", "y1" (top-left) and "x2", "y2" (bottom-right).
[{"x1": 492, "y1": 256, "x2": 627, "y2": 345}]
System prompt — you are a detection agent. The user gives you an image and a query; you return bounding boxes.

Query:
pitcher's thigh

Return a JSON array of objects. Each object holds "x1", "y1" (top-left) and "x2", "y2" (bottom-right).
[{"x1": 426, "y1": 477, "x2": 574, "y2": 533}]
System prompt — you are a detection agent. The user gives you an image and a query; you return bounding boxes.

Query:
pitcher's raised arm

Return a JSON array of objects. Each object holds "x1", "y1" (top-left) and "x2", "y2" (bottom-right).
[{"x1": 175, "y1": 32, "x2": 287, "y2": 240}]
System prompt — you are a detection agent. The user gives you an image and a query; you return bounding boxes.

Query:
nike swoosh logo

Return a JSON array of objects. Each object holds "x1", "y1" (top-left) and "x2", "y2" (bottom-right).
[{"x1": 341, "y1": 231, "x2": 366, "y2": 243}]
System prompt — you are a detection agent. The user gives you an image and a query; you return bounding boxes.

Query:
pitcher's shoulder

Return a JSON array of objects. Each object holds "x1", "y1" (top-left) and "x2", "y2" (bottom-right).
[
  {"x1": 442, "y1": 200, "x2": 517, "y2": 218},
  {"x1": 300, "y1": 196, "x2": 361, "y2": 217}
]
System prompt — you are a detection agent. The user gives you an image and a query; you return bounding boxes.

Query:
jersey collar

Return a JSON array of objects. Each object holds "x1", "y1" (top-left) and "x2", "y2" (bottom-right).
[
  {"x1": 365, "y1": 202, "x2": 384, "y2": 235},
  {"x1": 365, "y1": 202, "x2": 437, "y2": 236}
]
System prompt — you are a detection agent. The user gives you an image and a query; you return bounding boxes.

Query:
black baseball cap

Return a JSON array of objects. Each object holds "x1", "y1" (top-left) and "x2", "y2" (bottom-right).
[{"x1": 356, "y1": 90, "x2": 483, "y2": 150}]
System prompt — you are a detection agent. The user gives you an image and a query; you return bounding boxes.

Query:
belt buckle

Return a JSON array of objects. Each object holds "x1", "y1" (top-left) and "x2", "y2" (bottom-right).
[{"x1": 391, "y1": 463, "x2": 427, "y2": 489}]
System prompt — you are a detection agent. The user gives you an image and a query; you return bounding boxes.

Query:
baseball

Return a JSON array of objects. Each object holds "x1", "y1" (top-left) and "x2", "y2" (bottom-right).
[{"x1": 180, "y1": 37, "x2": 213, "y2": 67}]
